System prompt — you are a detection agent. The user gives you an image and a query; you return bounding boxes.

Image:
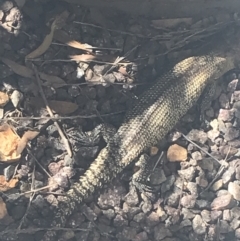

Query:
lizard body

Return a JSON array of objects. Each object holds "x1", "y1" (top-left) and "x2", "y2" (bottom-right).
[{"x1": 42, "y1": 33, "x2": 239, "y2": 240}]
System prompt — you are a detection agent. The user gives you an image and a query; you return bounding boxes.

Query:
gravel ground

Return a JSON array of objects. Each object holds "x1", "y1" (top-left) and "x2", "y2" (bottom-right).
[{"x1": 0, "y1": 1, "x2": 240, "y2": 241}]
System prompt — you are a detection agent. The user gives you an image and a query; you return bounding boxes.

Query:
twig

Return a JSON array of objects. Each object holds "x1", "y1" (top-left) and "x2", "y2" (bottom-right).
[
  {"x1": 200, "y1": 146, "x2": 231, "y2": 194},
  {"x1": 27, "y1": 149, "x2": 51, "y2": 178},
  {"x1": 32, "y1": 65, "x2": 72, "y2": 157},
  {"x1": 18, "y1": 164, "x2": 36, "y2": 230},
  {"x1": 181, "y1": 133, "x2": 221, "y2": 164},
  {"x1": 4, "y1": 111, "x2": 124, "y2": 121}
]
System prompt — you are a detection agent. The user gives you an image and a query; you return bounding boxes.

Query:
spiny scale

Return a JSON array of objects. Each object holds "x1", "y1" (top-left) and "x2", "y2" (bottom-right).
[{"x1": 42, "y1": 55, "x2": 234, "y2": 240}]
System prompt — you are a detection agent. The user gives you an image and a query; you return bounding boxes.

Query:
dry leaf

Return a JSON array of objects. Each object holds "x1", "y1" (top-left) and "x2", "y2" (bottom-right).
[
  {"x1": 26, "y1": 19, "x2": 56, "y2": 59},
  {"x1": 69, "y1": 54, "x2": 97, "y2": 62},
  {"x1": 1, "y1": 58, "x2": 66, "y2": 88},
  {"x1": 1, "y1": 57, "x2": 33, "y2": 78},
  {"x1": 48, "y1": 100, "x2": 78, "y2": 115},
  {"x1": 0, "y1": 197, "x2": 13, "y2": 225},
  {"x1": 39, "y1": 72, "x2": 66, "y2": 88},
  {"x1": 26, "y1": 11, "x2": 69, "y2": 59},
  {"x1": 70, "y1": 54, "x2": 115, "y2": 63},
  {"x1": 0, "y1": 176, "x2": 19, "y2": 192},
  {"x1": 54, "y1": 30, "x2": 93, "y2": 51},
  {"x1": 30, "y1": 98, "x2": 78, "y2": 115},
  {"x1": 17, "y1": 130, "x2": 39, "y2": 155},
  {"x1": 0, "y1": 91, "x2": 9, "y2": 107},
  {"x1": 0, "y1": 124, "x2": 21, "y2": 163},
  {"x1": 152, "y1": 18, "x2": 192, "y2": 29}
]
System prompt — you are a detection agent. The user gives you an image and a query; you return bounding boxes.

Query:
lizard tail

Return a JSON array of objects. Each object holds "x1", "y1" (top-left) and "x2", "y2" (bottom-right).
[{"x1": 42, "y1": 145, "x2": 118, "y2": 241}]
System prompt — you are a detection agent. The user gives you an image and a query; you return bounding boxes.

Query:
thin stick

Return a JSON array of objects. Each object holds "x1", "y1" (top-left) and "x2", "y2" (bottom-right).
[{"x1": 32, "y1": 65, "x2": 72, "y2": 157}]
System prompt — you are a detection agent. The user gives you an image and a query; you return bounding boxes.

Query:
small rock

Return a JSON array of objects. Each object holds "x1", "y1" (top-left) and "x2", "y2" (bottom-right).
[
  {"x1": 211, "y1": 210, "x2": 222, "y2": 221},
  {"x1": 192, "y1": 215, "x2": 206, "y2": 235},
  {"x1": 121, "y1": 227, "x2": 137, "y2": 240},
  {"x1": 161, "y1": 175, "x2": 175, "y2": 193},
  {"x1": 211, "y1": 194, "x2": 235, "y2": 210},
  {"x1": 201, "y1": 210, "x2": 211, "y2": 223},
  {"x1": 233, "y1": 101, "x2": 240, "y2": 119},
  {"x1": 167, "y1": 144, "x2": 188, "y2": 162},
  {"x1": 180, "y1": 195, "x2": 196, "y2": 208},
  {"x1": 230, "y1": 217, "x2": 240, "y2": 230},
  {"x1": 211, "y1": 179, "x2": 223, "y2": 191},
  {"x1": 233, "y1": 90, "x2": 240, "y2": 102},
  {"x1": 218, "y1": 120, "x2": 227, "y2": 133},
  {"x1": 196, "y1": 199, "x2": 210, "y2": 209},
  {"x1": 198, "y1": 157, "x2": 214, "y2": 171},
  {"x1": 231, "y1": 206, "x2": 240, "y2": 219},
  {"x1": 222, "y1": 166, "x2": 235, "y2": 185},
  {"x1": 167, "y1": 193, "x2": 180, "y2": 207},
  {"x1": 98, "y1": 182, "x2": 127, "y2": 209},
  {"x1": 141, "y1": 198, "x2": 152, "y2": 213},
  {"x1": 148, "y1": 167, "x2": 166, "y2": 186},
  {"x1": 223, "y1": 209, "x2": 231, "y2": 221},
  {"x1": 224, "y1": 127, "x2": 239, "y2": 141},
  {"x1": 10, "y1": 90, "x2": 23, "y2": 108},
  {"x1": 219, "y1": 220, "x2": 232, "y2": 233},
  {"x1": 196, "y1": 176, "x2": 208, "y2": 188},
  {"x1": 181, "y1": 208, "x2": 195, "y2": 220},
  {"x1": 146, "y1": 212, "x2": 160, "y2": 226},
  {"x1": 187, "y1": 182, "x2": 198, "y2": 196},
  {"x1": 219, "y1": 145, "x2": 238, "y2": 157},
  {"x1": 124, "y1": 185, "x2": 139, "y2": 207},
  {"x1": 235, "y1": 228, "x2": 240, "y2": 238},
  {"x1": 187, "y1": 129, "x2": 208, "y2": 144},
  {"x1": 191, "y1": 151, "x2": 202, "y2": 161},
  {"x1": 228, "y1": 79, "x2": 238, "y2": 92},
  {"x1": 150, "y1": 146, "x2": 159, "y2": 156},
  {"x1": 205, "y1": 107, "x2": 215, "y2": 118},
  {"x1": 48, "y1": 162, "x2": 62, "y2": 176},
  {"x1": 178, "y1": 166, "x2": 196, "y2": 181},
  {"x1": 228, "y1": 182, "x2": 240, "y2": 201},
  {"x1": 207, "y1": 129, "x2": 220, "y2": 142},
  {"x1": 154, "y1": 224, "x2": 172, "y2": 240},
  {"x1": 219, "y1": 93, "x2": 230, "y2": 109},
  {"x1": 210, "y1": 119, "x2": 219, "y2": 130},
  {"x1": 102, "y1": 209, "x2": 116, "y2": 220},
  {"x1": 218, "y1": 109, "x2": 234, "y2": 122},
  {"x1": 132, "y1": 231, "x2": 148, "y2": 241},
  {"x1": 168, "y1": 131, "x2": 182, "y2": 142},
  {"x1": 113, "y1": 214, "x2": 128, "y2": 227}
]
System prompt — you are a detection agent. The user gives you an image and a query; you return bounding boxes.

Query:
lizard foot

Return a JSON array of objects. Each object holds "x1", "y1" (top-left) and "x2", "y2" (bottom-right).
[{"x1": 131, "y1": 154, "x2": 155, "y2": 193}]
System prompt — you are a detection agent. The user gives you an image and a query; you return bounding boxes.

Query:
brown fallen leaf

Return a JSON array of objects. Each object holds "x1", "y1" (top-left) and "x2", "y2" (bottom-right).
[
  {"x1": 17, "y1": 130, "x2": 39, "y2": 155},
  {"x1": 70, "y1": 54, "x2": 116, "y2": 63},
  {"x1": 25, "y1": 19, "x2": 56, "y2": 59},
  {"x1": 26, "y1": 11, "x2": 69, "y2": 59},
  {"x1": 0, "y1": 197, "x2": 13, "y2": 225},
  {"x1": 69, "y1": 54, "x2": 97, "y2": 62},
  {"x1": 0, "y1": 176, "x2": 19, "y2": 192},
  {"x1": 1, "y1": 58, "x2": 66, "y2": 88},
  {"x1": 30, "y1": 97, "x2": 78, "y2": 115},
  {"x1": 152, "y1": 18, "x2": 192, "y2": 29},
  {"x1": 39, "y1": 72, "x2": 66, "y2": 88},
  {"x1": 54, "y1": 29, "x2": 93, "y2": 51},
  {"x1": 0, "y1": 57, "x2": 33, "y2": 78},
  {"x1": 0, "y1": 124, "x2": 21, "y2": 163},
  {"x1": 0, "y1": 91, "x2": 9, "y2": 107}
]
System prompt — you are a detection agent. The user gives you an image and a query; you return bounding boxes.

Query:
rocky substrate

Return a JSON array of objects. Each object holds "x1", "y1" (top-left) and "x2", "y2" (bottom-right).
[{"x1": 0, "y1": 1, "x2": 240, "y2": 241}]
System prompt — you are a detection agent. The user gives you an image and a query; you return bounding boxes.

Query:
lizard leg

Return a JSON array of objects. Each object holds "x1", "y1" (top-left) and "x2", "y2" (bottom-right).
[
  {"x1": 132, "y1": 154, "x2": 154, "y2": 193},
  {"x1": 197, "y1": 79, "x2": 219, "y2": 127},
  {"x1": 67, "y1": 123, "x2": 117, "y2": 147}
]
